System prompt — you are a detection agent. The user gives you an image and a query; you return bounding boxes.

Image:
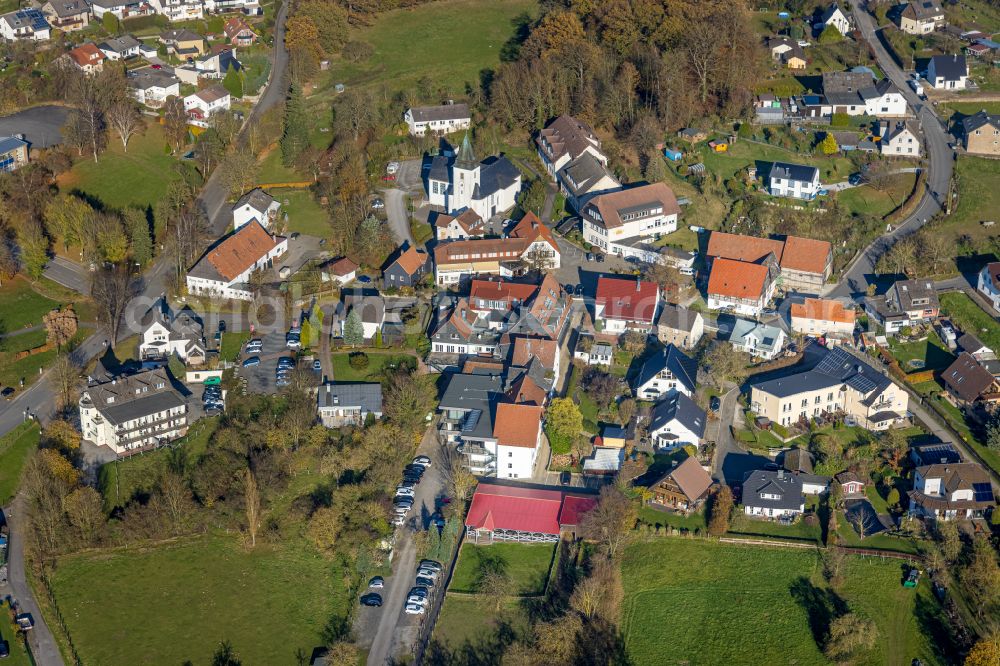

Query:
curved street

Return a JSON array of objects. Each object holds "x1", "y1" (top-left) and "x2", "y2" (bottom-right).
[{"x1": 831, "y1": 3, "x2": 955, "y2": 300}]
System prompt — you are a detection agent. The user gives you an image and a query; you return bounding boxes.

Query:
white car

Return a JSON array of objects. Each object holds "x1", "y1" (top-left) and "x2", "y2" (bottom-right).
[
  {"x1": 406, "y1": 595, "x2": 427, "y2": 606},
  {"x1": 404, "y1": 604, "x2": 426, "y2": 615},
  {"x1": 391, "y1": 515, "x2": 406, "y2": 526},
  {"x1": 395, "y1": 487, "x2": 415, "y2": 497},
  {"x1": 393, "y1": 505, "x2": 411, "y2": 516},
  {"x1": 416, "y1": 568, "x2": 438, "y2": 579},
  {"x1": 386, "y1": 161, "x2": 400, "y2": 175},
  {"x1": 412, "y1": 455, "x2": 431, "y2": 467}
]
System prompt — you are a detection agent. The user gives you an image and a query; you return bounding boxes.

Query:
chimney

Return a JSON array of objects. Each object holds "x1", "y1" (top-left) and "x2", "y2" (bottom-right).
[
  {"x1": 636, "y1": 279, "x2": 641, "y2": 292},
  {"x1": 777, "y1": 469, "x2": 785, "y2": 480}
]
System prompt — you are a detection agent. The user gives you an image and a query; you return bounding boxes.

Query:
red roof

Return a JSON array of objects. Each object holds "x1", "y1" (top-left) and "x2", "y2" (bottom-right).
[
  {"x1": 465, "y1": 483, "x2": 597, "y2": 535},
  {"x1": 493, "y1": 403, "x2": 543, "y2": 448},
  {"x1": 595, "y1": 276, "x2": 659, "y2": 323},
  {"x1": 469, "y1": 279, "x2": 538, "y2": 310},
  {"x1": 707, "y1": 257, "x2": 769, "y2": 300}
]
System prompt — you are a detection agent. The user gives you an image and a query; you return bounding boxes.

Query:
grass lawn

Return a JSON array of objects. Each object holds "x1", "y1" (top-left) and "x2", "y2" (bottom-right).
[
  {"x1": 566, "y1": 365, "x2": 600, "y2": 432},
  {"x1": 0, "y1": 328, "x2": 47, "y2": 353},
  {"x1": 887, "y1": 332, "x2": 956, "y2": 372},
  {"x1": 219, "y1": 331, "x2": 250, "y2": 362},
  {"x1": 330, "y1": 351, "x2": 415, "y2": 382},
  {"x1": 433, "y1": 595, "x2": 530, "y2": 650},
  {"x1": 280, "y1": 189, "x2": 330, "y2": 238},
  {"x1": 728, "y1": 512, "x2": 823, "y2": 544},
  {"x1": 0, "y1": 422, "x2": 40, "y2": 506},
  {"x1": 934, "y1": 155, "x2": 1000, "y2": 254},
  {"x1": 696, "y1": 139, "x2": 854, "y2": 184},
  {"x1": 98, "y1": 417, "x2": 220, "y2": 510},
  {"x1": 621, "y1": 539, "x2": 945, "y2": 666},
  {"x1": 49, "y1": 534, "x2": 348, "y2": 666},
  {"x1": 638, "y1": 506, "x2": 706, "y2": 532},
  {"x1": 317, "y1": 0, "x2": 536, "y2": 99},
  {"x1": 837, "y1": 173, "x2": 918, "y2": 220},
  {"x1": 257, "y1": 147, "x2": 307, "y2": 184},
  {"x1": 939, "y1": 291, "x2": 1000, "y2": 351},
  {"x1": 59, "y1": 124, "x2": 188, "y2": 231},
  {"x1": 0, "y1": 601, "x2": 32, "y2": 666},
  {"x1": 834, "y1": 512, "x2": 922, "y2": 555},
  {"x1": 0, "y1": 328, "x2": 91, "y2": 391},
  {"x1": 0, "y1": 276, "x2": 59, "y2": 333},
  {"x1": 449, "y1": 542, "x2": 555, "y2": 595}
]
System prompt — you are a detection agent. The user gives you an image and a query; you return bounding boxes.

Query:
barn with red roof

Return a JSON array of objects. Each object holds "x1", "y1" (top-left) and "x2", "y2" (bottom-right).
[{"x1": 465, "y1": 480, "x2": 598, "y2": 544}]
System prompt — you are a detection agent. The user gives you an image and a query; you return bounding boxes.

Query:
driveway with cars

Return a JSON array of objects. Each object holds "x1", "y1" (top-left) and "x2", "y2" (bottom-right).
[{"x1": 234, "y1": 333, "x2": 295, "y2": 395}]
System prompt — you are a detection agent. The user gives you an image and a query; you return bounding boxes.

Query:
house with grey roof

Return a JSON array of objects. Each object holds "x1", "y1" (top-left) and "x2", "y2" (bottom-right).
[
  {"x1": 768, "y1": 162, "x2": 821, "y2": 199},
  {"x1": 899, "y1": 0, "x2": 945, "y2": 35},
  {"x1": 98, "y1": 35, "x2": 141, "y2": 60},
  {"x1": 317, "y1": 383, "x2": 383, "y2": 427},
  {"x1": 556, "y1": 152, "x2": 620, "y2": 211},
  {"x1": 232, "y1": 188, "x2": 280, "y2": 231},
  {"x1": 41, "y1": 0, "x2": 89, "y2": 31},
  {"x1": 632, "y1": 344, "x2": 698, "y2": 401},
  {"x1": 880, "y1": 121, "x2": 921, "y2": 157},
  {"x1": 334, "y1": 289, "x2": 386, "y2": 341},
  {"x1": 743, "y1": 469, "x2": 806, "y2": 518},
  {"x1": 962, "y1": 110, "x2": 1000, "y2": 156},
  {"x1": 926, "y1": 54, "x2": 968, "y2": 90},
  {"x1": 656, "y1": 304, "x2": 704, "y2": 350},
  {"x1": 138, "y1": 298, "x2": 206, "y2": 365},
  {"x1": 79, "y1": 367, "x2": 188, "y2": 455},
  {"x1": 728, "y1": 318, "x2": 786, "y2": 361},
  {"x1": 646, "y1": 391, "x2": 706, "y2": 452},
  {"x1": 0, "y1": 8, "x2": 51, "y2": 41},
  {"x1": 425, "y1": 133, "x2": 521, "y2": 220},
  {"x1": 0, "y1": 136, "x2": 29, "y2": 173},
  {"x1": 404, "y1": 103, "x2": 471, "y2": 136}
]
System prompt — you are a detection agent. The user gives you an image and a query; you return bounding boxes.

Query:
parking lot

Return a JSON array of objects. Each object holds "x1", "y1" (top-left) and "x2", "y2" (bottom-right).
[{"x1": 232, "y1": 332, "x2": 320, "y2": 395}]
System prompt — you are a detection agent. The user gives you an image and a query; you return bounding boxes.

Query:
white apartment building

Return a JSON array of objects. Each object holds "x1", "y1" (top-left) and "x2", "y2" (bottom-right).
[
  {"x1": 404, "y1": 103, "x2": 471, "y2": 136},
  {"x1": 581, "y1": 183, "x2": 681, "y2": 259}
]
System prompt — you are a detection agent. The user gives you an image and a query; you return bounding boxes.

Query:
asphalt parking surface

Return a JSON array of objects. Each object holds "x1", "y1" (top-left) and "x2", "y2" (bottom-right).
[{"x1": 233, "y1": 332, "x2": 296, "y2": 395}]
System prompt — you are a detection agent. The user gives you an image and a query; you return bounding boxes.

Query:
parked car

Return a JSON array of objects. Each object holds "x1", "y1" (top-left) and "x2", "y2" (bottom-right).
[
  {"x1": 386, "y1": 161, "x2": 400, "y2": 175},
  {"x1": 710, "y1": 396, "x2": 721, "y2": 412},
  {"x1": 395, "y1": 488, "x2": 415, "y2": 498},
  {"x1": 368, "y1": 576, "x2": 384, "y2": 589},
  {"x1": 242, "y1": 356, "x2": 261, "y2": 367},
  {"x1": 371, "y1": 198, "x2": 385, "y2": 210},
  {"x1": 357, "y1": 275, "x2": 373, "y2": 284},
  {"x1": 416, "y1": 568, "x2": 438, "y2": 579},
  {"x1": 419, "y1": 560, "x2": 442, "y2": 572},
  {"x1": 286, "y1": 336, "x2": 301, "y2": 349},
  {"x1": 412, "y1": 455, "x2": 431, "y2": 467},
  {"x1": 313, "y1": 360, "x2": 322, "y2": 372},
  {"x1": 404, "y1": 603, "x2": 426, "y2": 615},
  {"x1": 415, "y1": 576, "x2": 435, "y2": 588},
  {"x1": 559, "y1": 471, "x2": 571, "y2": 486},
  {"x1": 360, "y1": 593, "x2": 383, "y2": 607},
  {"x1": 391, "y1": 515, "x2": 406, "y2": 526},
  {"x1": 406, "y1": 595, "x2": 428, "y2": 606},
  {"x1": 404, "y1": 464, "x2": 425, "y2": 476},
  {"x1": 2, "y1": 387, "x2": 15, "y2": 400}
]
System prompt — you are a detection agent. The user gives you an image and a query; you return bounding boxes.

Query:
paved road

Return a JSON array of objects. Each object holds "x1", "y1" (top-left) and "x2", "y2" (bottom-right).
[
  {"x1": 710, "y1": 385, "x2": 740, "y2": 483},
  {"x1": 382, "y1": 159, "x2": 423, "y2": 246},
  {"x1": 43, "y1": 256, "x2": 89, "y2": 294},
  {"x1": 358, "y1": 424, "x2": 447, "y2": 665},
  {"x1": 2, "y1": 494, "x2": 63, "y2": 666},
  {"x1": 830, "y1": 5, "x2": 955, "y2": 300},
  {"x1": 0, "y1": 105, "x2": 68, "y2": 148}
]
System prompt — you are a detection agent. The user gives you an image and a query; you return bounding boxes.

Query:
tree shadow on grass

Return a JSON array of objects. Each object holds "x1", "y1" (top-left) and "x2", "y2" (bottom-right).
[
  {"x1": 789, "y1": 576, "x2": 848, "y2": 651},
  {"x1": 521, "y1": 540, "x2": 578, "y2": 624},
  {"x1": 914, "y1": 593, "x2": 964, "y2": 665},
  {"x1": 422, "y1": 618, "x2": 517, "y2": 666}
]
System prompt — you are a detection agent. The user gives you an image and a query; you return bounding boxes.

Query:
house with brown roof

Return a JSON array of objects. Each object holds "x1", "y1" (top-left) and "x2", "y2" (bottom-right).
[
  {"x1": 536, "y1": 114, "x2": 608, "y2": 177},
  {"x1": 320, "y1": 257, "x2": 358, "y2": 285},
  {"x1": 508, "y1": 337, "x2": 559, "y2": 385},
  {"x1": 159, "y1": 28, "x2": 204, "y2": 56},
  {"x1": 383, "y1": 245, "x2": 430, "y2": 289},
  {"x1": 941, "y1": 352, "x2": 1000, "y2": 407},
  {"x1": 64, "y1": 42, "x2": 105, "y2": 75},
  {"x1": 899, "y1": 0, "x2": 945, "y2": 35},
  {"x1": 790, "y1": 298, "x2": 856, "y2": 338},
  {"x1": 223, "y1": 16, "x2": 255, "y2": 46},
  {"x1": 908, "y1": 462, "x2": 995, "y2": 520},
  {"x1": 435, "y1": 208, "x2": 486, "y2": 241},
  {"x1": 835, "y1": 471, "x2": 866, "y2": 497},
  {"x1": 977, "y1": 261, "x2": 1000, "y2": 312},
  {"x1": 42, "y1": 0, "x2": 88, "y2": 31},
  {"x1": 594, "y1": 276, "x2": 661, "y2": 334},
  {"x1": 581, "y1": 183, "x2": 681, "y2": 262},
  {"x1": 433, "y1": 213, "x2": 560, "y2": 285},
  {"x1": 648, "y1": 456, "x2": 714, "y2": 511},
  {"x1": 707, "y1": 258, "x2": 778, "y2": 317},
  {"x1": 183, "y1": 84, "x2": 231, "y2": 127},
  {"x1": 185, "y1": 220, "x2": 287, "y2": 300},
  {"x1": 706, "y1": 231, "x2": 833, "y2": 294}
]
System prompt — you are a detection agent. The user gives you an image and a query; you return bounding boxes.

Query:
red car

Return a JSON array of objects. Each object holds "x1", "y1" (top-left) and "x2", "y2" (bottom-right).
[
  {"x1": 150, "y1": 64, "x2": 162, "y2": 69},
  {"x1": 381, "y1": 174, "x2": 396, "y2": 181}
]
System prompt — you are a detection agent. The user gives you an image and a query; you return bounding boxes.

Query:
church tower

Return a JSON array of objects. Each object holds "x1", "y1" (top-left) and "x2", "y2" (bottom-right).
[{"x1": 450, "y1": 131, "x2": 480, "y2": 212}]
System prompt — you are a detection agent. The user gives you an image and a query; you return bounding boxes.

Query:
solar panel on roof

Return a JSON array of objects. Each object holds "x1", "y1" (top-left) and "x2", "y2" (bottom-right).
[
  {"x1": 973, "y1": 482, "x2": 995, "y2": 503},
  {"x1": 846, "y1": 374, "x2": 877, "y2": 394},
  {"x1": 815, "y1": 350, "x2": 849, "y2": 376}
]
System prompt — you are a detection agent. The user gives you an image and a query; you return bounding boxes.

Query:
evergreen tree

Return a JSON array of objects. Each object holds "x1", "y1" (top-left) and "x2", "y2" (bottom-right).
[
  {"x1": 124, "y1": 207, "x2": 153, "y2": 265},
  {"x1": 280, "y1": 83, "x2": 310, "y2": 166},
  {"x1": 820, "y1": 132, "x2": 839, "y2": 155},
  {"x1": 343, "y1": 309, "x2": 364, "y2": 347},
  {"x1": 222, "y1": 65, "x2": 243, "y2": 99}
]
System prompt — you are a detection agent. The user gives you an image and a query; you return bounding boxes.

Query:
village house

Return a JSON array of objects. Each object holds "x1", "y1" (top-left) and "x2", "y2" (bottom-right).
[
  {"x1": 580, "y1": 182, "x2": 681, "y2": 261},
  {"x1": 232, "y1": 188, "x2": 280, "y2": 231},
  {"x1": 317, "y1": 383, "x2": 383, "y2": 428},
  {"x1": 655, "y1": 303, "x2": 704, "y2": 350},
  {"x1": 632, "y1": 344, "x2": 698, "y2": 401},
  {"x1": 648, "y1": 456, "x2": 714, "y2": 511},
  {"x1": 223, "y1": 16, "x2": 255, "y2": 45},
  {"x1": 835, "y1": 471, "x2": 866, "y2": 496},
  {"x1": 426, "y1": 134, "x2": 521, "y2": 219},
  {"x1": 909, "y1": 463, "x2": 995, "y2": 520},
  {"x1": 790, "y1": 298, "x2": 856, "y2": 339},
  {"x1": 98, "y1": 35, "x2": 141, "y2": 60},
  {"x1": 508, "y1": 336, "x2": 560, "y2": 387},
  {"x1": 707, "y1": 258, "x2": 778, "y2": 317},
  {"x1": 962, "y1": 111, "x2": 1000, "y2": 156},
  {"x1": 79, "y1": 367, "x2": 187, "y2": 455},
  {"x1": 707, "y1": 231, "x2": 833, "y2": 294},
  {"x1": 823, "y1": 71, "x2": 907, "y2": 117},
  {"x1": 977, "y1": 262, "x2": 1000, "y2": 312},
  {"x1": 64, "y1": 43, "x2": 106, "y2": 75},
  {"x1": 593, "y1": 276, "x2": 661, "y2": 334},
  {"x1": 159, "y1": 28, "x2": 205, "y2": 56},
  {"x1": 89, "y1": 0, "x2": 153, "y2": 20},
  {"x1": 404, "y1": 103, "x2": 471, "y2": 136},
  {"x1": 750, "y1": 347, "x2": 909, "y2": 430},
  {"x1": 464, "y1": 481, "x2": 598, "y2": 544},
  {"x1": 899, "y1": 0, "x2": 945, "y2": 34},
  {"x1": 575, "y1": 336, "x2": 613, "y2": 367},
  {"x1": 646, "y1": 391, "x2": 706, "y2": 452},
  {"x1": 865, "y1": 279, "x2": 939, "y2": 334},
  {"x1": 911, "y1": 442, "x2": 962, "y2": 466},
  {"x1": 880, "y1": 121, "x2": 921, "y2": 157},
  {"x1": 335, "y1": 289, "x2": 385, "y2": 341},
  {"x1": 383, "y1": 245, "x2": 430, "y2": 289},
  {"x1": 127, "y1": 69, "x2": 180, "y2": 108},
  {"x1": 185, "y1": 220, "x2": 288, "y2": 300},
  {"x1": 434, "y1": 209, "x2": 487, "y2": 241},
  {"x1": 137, "y1": 298, "x2": 206, "y2": 365},
  {"x1": 769, "y1": 162, "x2": 822, "y2": 199},
  {"x1": 958, "y1": 333, "x2": 994, "y2": 361},
  {"x1": 926, "y1": 54, "x2": 968, "y2": 90},
  {"x1": 41, "y1": 0, "x2": 89, "y2": 31},
  {"x1": 941, "y1": 352, "x2": 1000, "y2": 407},
  {"x1": 433, "y1": 213, "x2": 559, "y2": 285},
  {"x1": 184, "y1": 84, "x2": 231, "y2": 127},
  {"x1": 0, "y1": 8, "x2": 51, "y2": 41},
  {"x1": 817, "y1": 3, "x2": 851, "y2": 36},
  {"x1": 150, "y1": 0, "x2": 203, "y2": 22},
  {"x1": 742, "y1": 469, "x2": 805, "y2": 518},
  {"x1": 0, "y1": 136, "x2": 29, "y2": 173},
  {"x1": 557, "y1": 152, "x2": 620, "y2": 212},
  {"x1": 582, "y1": 446, "x2": 625, "y2": 478},
  {"x1": 767, "y1": 36, "x2": 806, "y2": 69},
  {"x1": 536, "y1": 114, "x2": 608, "y2": 177},
  {"x1": 320, "y1": 257, "x2": 358, "y2": 285},
  {"x1": 174, "y1": 47, "x2": 240, "y2": 84},
  {"x1": 728, "y1": 319, "x2": 787, "y2": 361}
]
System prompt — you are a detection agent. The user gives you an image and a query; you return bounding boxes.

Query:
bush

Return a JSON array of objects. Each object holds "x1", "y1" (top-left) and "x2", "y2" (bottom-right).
[
  {"x1": 830, "y1": 113, "x2": 850, "y2": 128},
  {"x1": 122, "y1": 13, "x2": 168, "y2": 31},
  {"x1": 342, "y1": 40, "x2": 374, "y2": 62},
  {"x1": 348, "y1": 352, "x2": 369, "y2": 370}
]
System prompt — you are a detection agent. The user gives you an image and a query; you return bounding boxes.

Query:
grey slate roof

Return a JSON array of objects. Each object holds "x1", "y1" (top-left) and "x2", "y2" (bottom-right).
[
  {"x1": 127, "y1": 68, "x2": 179, "y2": 91},
  {"x1": 647, "y1": 391, "x2": 706, "y2": 440},
  {"x1": 438, "y1": 372, "x2": 503, "y2": 439},
  {"x1": 427, "y1": 155, "x2": 449, "y2": 183},
  {"x1": 317, "y1": 383, "x2": 382, "y2": 413},
  {"x1": 656, "y1": 303, "x2": 700, "y2": 333},
  {"x1": 408, "y1": 103, "x2": 470, "y2": 123},
  {"x1": 929, "y1": 54, "x2": 967, "y2": 81},
  {"x1": 140, "y1": 298, "x2": 204, "y2": 341},
  {"x1": 46, "y1": 0, "x2": 88, "y2": 18},
  {"x1": 958, "y1": 332, "x2": 991, "y2": 354},
  {"x1": 99, "y1": 35, "x2": 140, "y2": 54},
  {"x1": 963, "y1": 110, "x2": 1000, "y2": 134},
  {"x1": 472, "y1": 155, "x2": 520, "y2": 201},
  {"x1": 84, "y1": 367, "x2": 185, "y2": 426},
  {"x1": 160, "y1": 28, "x2": 202, "y2": 42},
  {"x1": 770, "y1": 161, "x2": 819, "y2": 183},
  {"x1": 742, "y1": 469, "x2": 804, "y2": 511},
  {"x1": 730, "y1": 319, "x2": 784, "y2": 356},
  {"x1": 558, "y1": 152, "x2": 617, "y2": 196},
  {"x1": 632, "y1": 344, "x2": 698, "y2": 394},
  {"x1": 234, "y1": 188, "x2": 275, "y2": 215},
  {"x1": 752, "y1": 346, "x2": 892, "y2": 403}
]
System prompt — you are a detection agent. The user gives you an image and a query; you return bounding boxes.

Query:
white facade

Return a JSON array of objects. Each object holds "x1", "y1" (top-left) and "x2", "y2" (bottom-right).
[
  {"x1": 744, "y1": 502, "x2": 804, "y2": 518},
  {"x1": 79, "y1": 372, "x2": 188, "y2": 455},
  {"x1": 865, "y1": 88, "x2": 908, "y2": 117},
  {"x1": 185, "y1": 236, "x2": 288, "y2": 301},
  {"x1": 927, "y1": 56, "x2": 968, "y2": 90},
  {"x1": 582, "y1": 213, "x2": 678, "y2": 257},
  {"x1": 648, "y1": 417, "x2": 701, "y2": 451},
  {"x1": 232, "y1": 194, "x2": 280, "y2": 230},
  {"x1": 404, "y1": 105, "x2": 471, "y2": 136},
  {"x1": 978, "y1": 264, "x2": 1000, "y2": 313},
  {"x1": 0, "y1": 10, "x2": 51, "y2": 41},
  {"x1": 731, "y1": 324, "x2": 787, "y2": 360},
  {"x1": 138, "y1": 320, "x2": 203, "y2": 363},
  {"x1": 790, "y1": 314, "x2": 855, "y2": 338},
  {"x1": 881, "y1": 123, "x2": 921, "y2": 157},
  {"x1": 818, "y1": 5, "x2": 851, "y2": 35},
  {"x1": 769, "y1": 167, "x2": 821, "y2": 199},
  {"x1": 184, "y1": 88, "x2": 231, "y2": 127},
  {"x1": 130, "y1": 78, "x2": 180, "y2": 107},
  {"x1": 634, "y1": 369, "x2": 694, "y2": 402},
  {"x1": 428, "y1": 161, "x2": 520, "y2": 221},
  {"x1": 150, "y1": 0, "x2": 204, "y2": 21}
]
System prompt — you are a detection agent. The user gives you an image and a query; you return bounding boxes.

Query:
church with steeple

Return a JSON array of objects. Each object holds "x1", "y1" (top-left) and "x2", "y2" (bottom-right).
[{"x1": 425, "y1": 132, "x2": 522, "y2": 221}]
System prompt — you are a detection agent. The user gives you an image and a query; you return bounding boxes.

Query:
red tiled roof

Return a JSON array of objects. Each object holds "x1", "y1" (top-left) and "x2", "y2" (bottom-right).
[
  {"x1": 493, "y1": 403, "x2": 542, "y2": 448},
  {"x1": 707, "y1": 257, "x2": 769, "y2": 300},
  {"x1": 707, "y1": 231, "x2": 831, "y2": 276},
  {"x1": 327, "y1": 256, "x2": 357, "y2": 276},
  {"x1": 436, "y1": 208, "x2": 485, "y2": 234},
  {"x1": 508, "y1": 212, "x2": 558, "y2": 252},
  {"x1": 511, "y1": 336, "x2": 558, "y2": 369},
  {"x1": 223, "y1": 17, "x2": 254, "y2": 40},
  {"x1": 595, "y1": 276, "x2": 659, "y2": 323},
  {"x1": 781, "y1": 236, "x2": 832, "y2": 275},
  {"x1": 68, "y1": 43, "x2": 105, "y2": 67},
  {"x1": 790, "y1": 298, "x2": 855, "y2": 324},
  {"x1": 505, "y1": 372, "x2": 548, "y2": 406},
  {"x1": 465, "y1": 483, "x2": 597, "y2": 534},
  {"x1": 391, "y1": 246, "x2": 428, "y2": 276},
  {"x1": 205, "y1": 220, "x2": 283, "y2": 282},
  {"x1": 469, "y1": 279, "x2": 538, "y2": 309}
]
